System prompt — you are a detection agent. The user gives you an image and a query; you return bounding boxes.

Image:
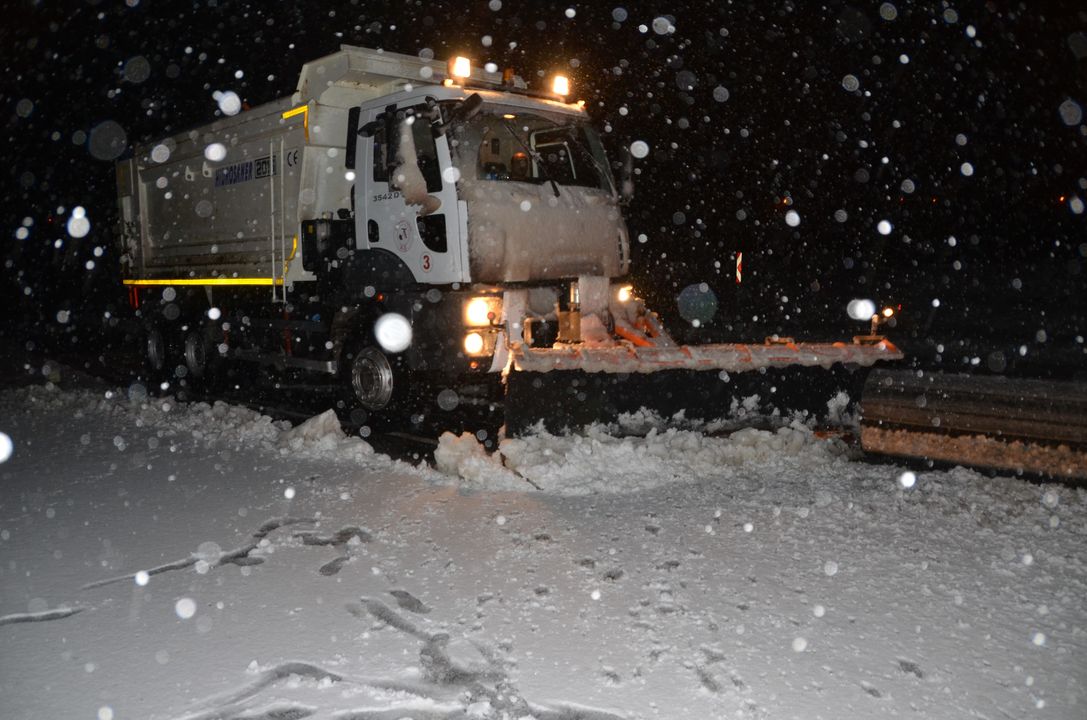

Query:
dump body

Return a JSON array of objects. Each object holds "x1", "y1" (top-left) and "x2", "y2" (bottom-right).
[{"x1": 118, "y1": 97, "x2": 328, "y2": 285}]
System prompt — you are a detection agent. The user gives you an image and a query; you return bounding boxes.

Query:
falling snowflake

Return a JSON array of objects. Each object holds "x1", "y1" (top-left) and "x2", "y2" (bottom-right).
[
  {"x1": 0, "y1": 432, "x2": 12, "y2": 463},
  {"x1": 175, "y1": 598, "x2": 197, "y2": 619},
  {"x1": 67, "y1": 206, "x2": 91, "y2": 239},
  {"x1": 213, "y1": 90, "x2": 242, "y2": 116}
]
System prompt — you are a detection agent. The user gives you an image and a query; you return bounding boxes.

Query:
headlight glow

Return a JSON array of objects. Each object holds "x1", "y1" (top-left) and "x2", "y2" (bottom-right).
[
  {"x1": 552, "y1": 75, "x2": 570, "y2": 96},
  {"x1": 464, "y1": 296, "x2": 500, "y2": 327},
  {"x1": 616, "y1": 285, "x2": 634, "y2": 303},
  {"x1": 464, "y1": 332, "x2": 485, "y2": 355},
  {"x1": 466, "y1": 298, "x2": 492, "y2": 326}
]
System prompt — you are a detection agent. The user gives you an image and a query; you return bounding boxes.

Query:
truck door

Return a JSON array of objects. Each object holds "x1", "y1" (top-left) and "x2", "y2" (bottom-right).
[{"x1": 360, "y1": 103, "x2": 464, "y2": 285}]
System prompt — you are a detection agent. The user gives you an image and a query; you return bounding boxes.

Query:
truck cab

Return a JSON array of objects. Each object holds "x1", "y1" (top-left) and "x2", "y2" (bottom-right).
[{"x1": 350, "y1": 86, "x2": 630, "y2": 288}]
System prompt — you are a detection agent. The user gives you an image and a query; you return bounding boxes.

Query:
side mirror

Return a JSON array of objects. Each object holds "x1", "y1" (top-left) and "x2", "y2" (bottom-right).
[
  {"x1": 619, "y1": 146, "x2": 635, "y2": 205},
  {"x1": 441, "y1": 93, "x2": 484, "y2": 131},
  {"x1": 357, "y1": 106, "x2": 402, "y2": 179}
]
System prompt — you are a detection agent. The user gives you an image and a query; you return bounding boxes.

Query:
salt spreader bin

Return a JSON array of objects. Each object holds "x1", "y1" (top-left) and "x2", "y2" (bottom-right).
[{"x1": 114, "y1": 45, "x2": 903, "y2": 435}]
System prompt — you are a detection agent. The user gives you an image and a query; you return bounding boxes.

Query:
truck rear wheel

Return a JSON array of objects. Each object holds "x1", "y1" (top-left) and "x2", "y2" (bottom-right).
[
  {"x1": 146, "y1": 327, "x2": 168, "y2": 375},
  {"x1": 183, "y1": 331, "x2": 208, "y2": 379},
  {"x1": 143, "y1": 324, "x2": 180, "y2": 393},
  {"x1": 181, "y1": 329, "x2": 223, "y2": 394}
]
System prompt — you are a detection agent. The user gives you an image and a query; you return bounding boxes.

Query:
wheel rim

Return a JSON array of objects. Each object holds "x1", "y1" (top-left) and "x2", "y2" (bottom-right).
[
  {"x1": 146, "y1": 329, "x2": 166, "y2": 371},
  {"x1": 184, "y1": 333, "x2": 206, "y2": 378},
  {"x1": 351, "y1": 347, "x2": 395, "y2": 409}
]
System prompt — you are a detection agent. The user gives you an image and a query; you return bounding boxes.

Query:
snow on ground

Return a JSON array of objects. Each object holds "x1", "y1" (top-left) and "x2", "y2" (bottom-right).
[{"x1": 1, "y1": 375, "x2": 1085, "y2": 719}]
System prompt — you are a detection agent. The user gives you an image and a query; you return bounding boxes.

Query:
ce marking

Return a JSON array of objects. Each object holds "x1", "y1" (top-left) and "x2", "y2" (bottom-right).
[{"x1": 286, "y1": 149, "x2": 301, "y2": 167}]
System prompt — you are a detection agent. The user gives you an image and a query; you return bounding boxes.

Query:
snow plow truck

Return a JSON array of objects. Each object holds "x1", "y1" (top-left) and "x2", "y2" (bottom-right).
[{"x1": 114, "y1": 45, "x2": 902, "y2": 439}]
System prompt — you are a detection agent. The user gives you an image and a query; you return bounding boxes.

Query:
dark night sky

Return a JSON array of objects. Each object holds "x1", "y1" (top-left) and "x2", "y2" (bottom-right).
[{"x1": 2, "y1": 1, "x2": 1085, "y2": 376}]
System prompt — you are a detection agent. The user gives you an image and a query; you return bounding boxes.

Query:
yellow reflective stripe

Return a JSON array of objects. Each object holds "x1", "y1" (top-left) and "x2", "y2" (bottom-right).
[
  {"x1": 123, "y1": 278, "x2": 284, "y2": 286},
  {"x1": 281, "y1": 105, "x2": 309, "y2": 142}
]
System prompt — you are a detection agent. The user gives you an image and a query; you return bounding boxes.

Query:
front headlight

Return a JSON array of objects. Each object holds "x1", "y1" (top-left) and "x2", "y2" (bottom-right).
[
  {"x1": 464, "y1": 296, "x2": 501, "y2": 327},
  {"x1": 616, "y1": 284, "x2": 634, "y2": 304},
  {"x1": 464, "y1": 332, "x2": 486, "y2": 355}
]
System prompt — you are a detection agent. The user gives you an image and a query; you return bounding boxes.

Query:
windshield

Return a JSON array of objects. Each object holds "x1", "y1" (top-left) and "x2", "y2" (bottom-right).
[{"x1": 449, "y1": 105, "x2": 616, "y2": 194}]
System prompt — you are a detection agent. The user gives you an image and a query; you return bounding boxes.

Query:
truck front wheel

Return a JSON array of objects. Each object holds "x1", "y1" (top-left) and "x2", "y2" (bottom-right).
[{"x1": 350, "y1": 346, "x2": 397, "y2": 410}]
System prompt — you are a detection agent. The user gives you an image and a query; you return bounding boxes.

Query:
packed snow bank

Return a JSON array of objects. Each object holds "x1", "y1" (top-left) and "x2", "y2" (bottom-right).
[
  {"x1": 8, "y1": 383, "x2": 380, "y2": 467},
  {"x1": 13, "y1": 376, "x2": 860, "y2": 499},
  {"x1": 435, "y1": 422, "x2": 851, "y2": 495},
  {"x1": 277, "y1": 409, "x2": 374, "y2": 462}
]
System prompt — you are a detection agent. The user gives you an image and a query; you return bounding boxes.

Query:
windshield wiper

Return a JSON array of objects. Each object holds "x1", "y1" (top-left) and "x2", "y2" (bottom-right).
[
  {"x1": 557, "y1": 125, "x2": 618, "y2": 197},
  {"x1": 501, "y1": 120, "x2": 560, "y2": 198}
]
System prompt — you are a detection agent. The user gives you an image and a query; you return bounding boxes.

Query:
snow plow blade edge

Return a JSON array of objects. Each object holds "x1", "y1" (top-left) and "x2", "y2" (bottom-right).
[
  {"x1": 505, "y1": 341, "x2": 903, "y2": 436},
  {"x1": 512, "y1": 340, "x2": 902, "y2": 374}
]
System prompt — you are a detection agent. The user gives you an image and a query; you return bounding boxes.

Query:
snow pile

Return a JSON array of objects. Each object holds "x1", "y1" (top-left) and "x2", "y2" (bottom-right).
[
  {"x1": 9, "y1": 383, "x2": 378, "y2": 467},
  {"x1": 117, "y1": 394, "x2": 284, "y2": 447},
  {"x1": 277, "y1": 409, "x2": 374, "y2": 462},
  {"x1": 435, "y1": 421, "x2": 850, "y2": 495},
  {"x1": 434, "y1": 431, "x2": 526, "y2": 492}
]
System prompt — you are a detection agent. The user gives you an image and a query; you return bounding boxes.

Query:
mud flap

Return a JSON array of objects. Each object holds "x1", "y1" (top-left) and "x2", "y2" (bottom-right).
[{"x1": 504, "y1": 363, "x2": 874, "y2": 436}]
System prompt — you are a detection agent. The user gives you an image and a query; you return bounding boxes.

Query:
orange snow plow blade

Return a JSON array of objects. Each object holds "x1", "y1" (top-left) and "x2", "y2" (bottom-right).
[
  {"x1": 503, "y1": 340, "x2": 903, "y2": 435},
  {"x1": 511, "y1": 339, "x2": 902, "y2": 374}
]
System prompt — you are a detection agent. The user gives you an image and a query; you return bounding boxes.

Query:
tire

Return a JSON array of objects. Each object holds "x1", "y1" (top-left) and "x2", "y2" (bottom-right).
[
  {"x1": 183, "y1": 331, "x2": 209, "y2": 379},
  {"x1": 349, "y1": 346, "x2": 397, "y2": 410},
  {"x1": 146, "y1": 326, "x2": 168, "y2": 374},
  {"x1": 143, "y1": 324, "x2": 175, "y2": 392},
  {"x1": 181, "y1": 329, "x2": 223, "y2": 395},
  {"x1": 342, "y1": 343, "x2": 418, "y2": 431}
]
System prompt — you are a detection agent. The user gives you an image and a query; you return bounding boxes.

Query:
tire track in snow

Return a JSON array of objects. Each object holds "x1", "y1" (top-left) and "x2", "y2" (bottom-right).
[
  {"x1": 294, "y1": 525, "x2": 373, "y2": 576},
  {"x1": 173, "y1": 597, "x2": 631, "y2": 719},
  {"x1": 169, "y1": 662, "x2": 337, "y2": 720},
  {"x1": 81, "y1": 516, "x2": 316, "y2": 590},
  {"x1": 346, "y1": 597, "x2": 628, "y2": 720},
  {"x1": 0, "y1": 607, "x2": 85, "y2": 626}
]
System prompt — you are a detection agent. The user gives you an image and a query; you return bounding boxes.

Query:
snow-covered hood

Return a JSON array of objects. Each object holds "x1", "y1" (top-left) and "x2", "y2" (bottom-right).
[{"x1": 460, "y1": 179, "x2": 630, "y2": 282}]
